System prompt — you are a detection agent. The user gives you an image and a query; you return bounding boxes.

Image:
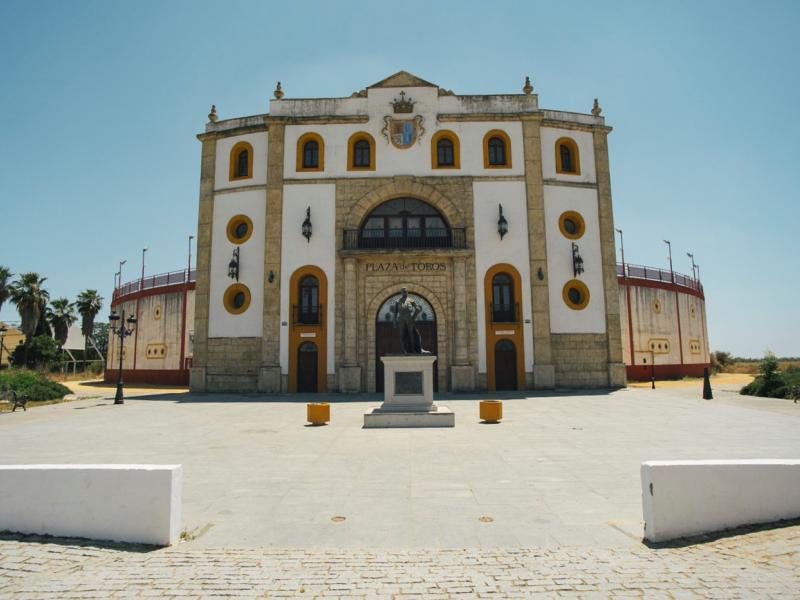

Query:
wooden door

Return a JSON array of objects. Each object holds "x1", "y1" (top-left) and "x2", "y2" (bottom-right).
[
  {"x1": 297, "y1": 342, "x2": 318, "y2": 392},
  {"x1": 494, "y1": 339, "x2": 517, "y2": 391}
]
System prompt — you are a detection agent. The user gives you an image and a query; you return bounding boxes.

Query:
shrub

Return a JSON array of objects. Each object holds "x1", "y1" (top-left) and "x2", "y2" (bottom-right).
[
  {"x1": 9, "y1": 334, "x2": 61, "y2": 369},
  {"x1": 740, "y1": 352, "x2": 800, "y2": 400},
  {"x1": 0, "y1": 370, "x2": 70, "y2": 401}
]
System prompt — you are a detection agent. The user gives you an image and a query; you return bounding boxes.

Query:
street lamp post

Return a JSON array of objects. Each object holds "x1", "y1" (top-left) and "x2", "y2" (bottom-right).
[
  {"x1": 108, "y1": 310, "x2": 137, "y2": 404},
  {"x1": 141, "y1": 247, "x2": 148, "y2": 286},
  {"x1": 188, "y1": 235, "x2": 194, "y2": 281},
  {"x1": 615, "y1": 228, "x2": 625, "y2": 275},
  {"x1": 686, "y1": 252, "x2": 698, "y2": 281},
  {"x1": 663, "y1": 240, "x2": 673, "y2": 283},
  {"x1": 0, "y1": 324, "x2": 7, "y2": 370}
]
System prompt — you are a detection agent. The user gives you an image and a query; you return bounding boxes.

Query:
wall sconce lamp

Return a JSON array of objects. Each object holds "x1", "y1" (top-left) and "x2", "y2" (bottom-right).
[
  {"x1": 572, "y1": 242, "x2": 584, "y2": 277},
  {"x1": 537, "y1": 267, "x2": 544, "y2": 281},
  {"x1": 497, "y1": 204, "x2": 508, "y2": 239},
  {"x1": 268, "y1": 270, "x2": 275, "y2": 283},
  {"x1": 228, "y1": 247, "x2": 240, "y2": 281},
  {"x1": 302, "y1": 206, "x2": 312, "y2": 243}
]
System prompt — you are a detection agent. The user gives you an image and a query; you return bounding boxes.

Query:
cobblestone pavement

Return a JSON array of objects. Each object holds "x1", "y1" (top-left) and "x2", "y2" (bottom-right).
[{"x1": 1, "y1": 523, "x2": 798, "y2": 599}]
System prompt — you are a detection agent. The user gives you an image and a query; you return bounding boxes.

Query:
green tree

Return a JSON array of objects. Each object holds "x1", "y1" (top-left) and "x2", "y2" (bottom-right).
[
  {"x1": 10, "y1": 273, "x2": 50, "y2": 348},
  {"x1": 9, "y1": 334, "x2": 60, "y2": 369},
  {"x1": 713, "y1": 350, "x2": 734, "y2": 369},
  {"x1": 0, "y1": 266, "x2": 11, "y2": 314},
  {"x1": 47, "y1": 298, "x2": 77, "y2": 348},
  {"x1": 92, "y1": 322, "x2": 109, "y2": 359},
  {"x1": 75, "y1": 289, "x2": 103, "y2": 359}
]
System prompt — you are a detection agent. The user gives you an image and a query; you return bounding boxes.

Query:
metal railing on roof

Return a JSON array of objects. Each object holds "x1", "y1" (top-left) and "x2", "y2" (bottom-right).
[
  {"x1": 617, "y1": 263, "x2": 702, "y2": 294},
  {"x1": 114, "y1": 268, "x2": 196, "y2": 301}
]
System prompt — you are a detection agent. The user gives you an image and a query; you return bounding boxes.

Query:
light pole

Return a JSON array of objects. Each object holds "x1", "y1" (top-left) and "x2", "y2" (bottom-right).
[
  {"x1": 114, "y1": 259, "x2": 127, "y2": 297},
  {"x1": 686, "y1": 252, "x2": 697, "y2": 281},
  {"x1": 188, "y1": 235, "x2": 194, "y2": 281},
  {"x1": 108, "y1": 310, "x2": 137, "y2": 404},
  {"x1": 140, "y1": 247, "x2": 148, "y2": 287},
  {"x1": 615, "y1": 228, "x2": 625, "y2": 275},
  {"x1": 663, "y1": 240, "x2": 673, "y2": 282},
  {"x1": 0, "y1": 324, "x2": 7, "y2": 370}
]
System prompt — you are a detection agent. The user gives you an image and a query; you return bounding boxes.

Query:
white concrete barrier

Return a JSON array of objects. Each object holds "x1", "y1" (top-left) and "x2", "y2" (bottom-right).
[
  {"x1": 642, "y1": 460, "x2": 800, "y2": 542},
  {"x1": 0, "y1": 465, "x2": 181, "y2": 546}
]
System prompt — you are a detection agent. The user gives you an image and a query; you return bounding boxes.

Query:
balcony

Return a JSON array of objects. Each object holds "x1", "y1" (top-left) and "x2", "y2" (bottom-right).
[
  {"x1": 292, "y1": 304, "x2": 323, "y2": 326},
  {"x1": 489, "y1": 302, "x2": 520, "y2": 324},
  {"x1": 342, "y1": 228, "x2": 467, "y2": 250}
]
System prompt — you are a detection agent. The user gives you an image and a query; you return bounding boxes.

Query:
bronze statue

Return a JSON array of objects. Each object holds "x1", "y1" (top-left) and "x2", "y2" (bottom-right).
[{"x1": 393, "y1": 288, "x2": 426, "y2": 354}]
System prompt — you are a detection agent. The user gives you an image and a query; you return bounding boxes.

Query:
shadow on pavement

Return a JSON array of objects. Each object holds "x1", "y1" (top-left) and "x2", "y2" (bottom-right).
[
  {"x1": 0, "y1": 530, "x2": 162, "y2": 553},
  {"x1": 642, "y1": 517, "x2": 800, "y2": 549}
]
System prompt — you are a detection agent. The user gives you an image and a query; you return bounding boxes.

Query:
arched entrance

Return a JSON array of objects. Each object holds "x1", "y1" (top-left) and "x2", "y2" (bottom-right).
[
  {"x1": 375, "y1": 292, "x2": 437, "y2": 392},
  {"x1": 297, "y1": 342, "x2": 319, "y2": 392},
  {"x1": 494, "y1": 340, "x2": 518, "y2": 391}
]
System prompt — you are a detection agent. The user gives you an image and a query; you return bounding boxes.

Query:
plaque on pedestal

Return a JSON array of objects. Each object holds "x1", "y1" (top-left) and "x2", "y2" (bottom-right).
[{"x1": 363, "y1": 355, "x2": 454, "y2": 428}]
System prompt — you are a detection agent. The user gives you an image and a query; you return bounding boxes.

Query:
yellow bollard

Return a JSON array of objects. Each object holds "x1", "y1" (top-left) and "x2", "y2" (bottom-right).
[
  {"x1": 479, "y1": 400, "x2": 502, "y2": 423},
  {"x1": 307, "y1": 402, "x2": 330, "y2": 426}
]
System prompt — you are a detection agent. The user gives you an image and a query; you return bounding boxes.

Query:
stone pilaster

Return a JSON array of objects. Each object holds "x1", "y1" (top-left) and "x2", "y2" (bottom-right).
[
  {"x1": 339, "y1": 257, "x2": 361, "y2": 392},
  {"x1": 520, "y1": 115, "x2": 554, "y2": 389},
  {"x1": 450, "y1": 255, "x2": 475, "y2": 391},
  {"x1": 593, "y1": 127, "x2": 626, "y2": 388},
  {"x1": 259, "y1": 119, "x2": 285, "y2": 392},
  {"x1": 189, "y1": 132, "x2": 217, "y2": 392}
]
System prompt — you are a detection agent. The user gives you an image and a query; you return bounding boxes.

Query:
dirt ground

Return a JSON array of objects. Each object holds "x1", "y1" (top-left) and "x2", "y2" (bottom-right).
[
  {"x1": 627, "y1": 372, "x2": 754, "y2": 389},
  {"x1": 63, "y1": 379, "x2": 189, "y2": 398}
]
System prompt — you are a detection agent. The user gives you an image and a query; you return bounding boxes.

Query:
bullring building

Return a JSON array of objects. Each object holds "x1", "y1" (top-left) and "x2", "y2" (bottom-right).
[{"x1": 106, "y1": 71, "x2": 711, "y2": 392}]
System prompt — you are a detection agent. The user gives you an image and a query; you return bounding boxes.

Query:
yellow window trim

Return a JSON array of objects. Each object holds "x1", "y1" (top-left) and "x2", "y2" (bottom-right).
[
  {"x1": 555, "y1": 137, "x2": 581, "y2": 175},
  {"x1": 226, "y1": 214, "x2": 254, "y2": 245},
  {"x1": 223, "y1": 283, "x2": 251, "y2": 315},
  {"x1": 430, "y1": 130, "x2": 461, "y2": 169},
  {"x1": 346, "y1": 132, "x2": 376, "y2": 172},
  {"x1": 558, "y1": 210, "x2": 586, "y2": 240},
  {"x1": 296, "y1": 132, "x2": 325, "y2": 172},
  {"x1": 562, "y1": 279, "x2": 590, "y2": 310},
  {"x1": 229, "y1": 141, "x2": 254, "y2": 181},
  {"x1": 482, "y1": 129, "x2": 512, "y2": 169}
]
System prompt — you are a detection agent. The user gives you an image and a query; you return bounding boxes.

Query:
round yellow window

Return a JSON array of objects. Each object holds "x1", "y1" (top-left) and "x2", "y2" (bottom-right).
[
  {"x1": 558, "y1": 211, "x2": 586, "y2": 240},
  {"x1": 223, "y1": 283, "x2": 251, "y2": 315},
  {"x1": 153, "y1": 305, "x2": 162, "y2": 320},
  {"x1": 562, "y1": 280, "x2": 590, "y2": 310},
  {"x1": 652, "y1": 298, "x2": 662, "y2": 314},
  {"x1": 226, "y1": 214, "x2": 253, "y2": 244}
]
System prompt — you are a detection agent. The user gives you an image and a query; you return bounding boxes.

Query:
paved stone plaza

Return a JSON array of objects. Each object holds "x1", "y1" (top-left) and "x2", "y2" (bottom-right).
[{"x1": 1, "y1": 383, "x2": 799, "y2": 596}]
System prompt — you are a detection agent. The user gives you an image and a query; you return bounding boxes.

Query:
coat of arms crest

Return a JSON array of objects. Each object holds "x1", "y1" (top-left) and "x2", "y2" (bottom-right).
[{"x1": 382, "y1": 115, "x2": 425, "y2": 149}]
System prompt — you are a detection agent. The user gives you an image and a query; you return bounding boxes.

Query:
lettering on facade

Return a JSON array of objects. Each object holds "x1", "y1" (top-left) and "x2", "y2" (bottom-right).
[{"x1": 364, "y1": 262, "x2": 447, "y2": 273}]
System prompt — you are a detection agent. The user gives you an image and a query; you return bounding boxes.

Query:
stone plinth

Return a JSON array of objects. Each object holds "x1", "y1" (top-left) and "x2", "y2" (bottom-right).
[{"x1": 364, "y1": 355, "x2": 454, "y2": 428}]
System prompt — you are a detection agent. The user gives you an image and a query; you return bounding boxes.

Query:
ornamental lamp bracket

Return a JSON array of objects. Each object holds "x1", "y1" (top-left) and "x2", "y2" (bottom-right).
[
  {"x1": 497, "y1": 204, "x2": 508, "y2": 239},
  {"x1": 228, "y1": 247, "x2": 240, "y2": 281},
  {"x1": 302, "y1": 206, "x2": 312, "y2": 243},
  {"x1": 572, "y1": 242, "x2": 585, "y2": 277}
]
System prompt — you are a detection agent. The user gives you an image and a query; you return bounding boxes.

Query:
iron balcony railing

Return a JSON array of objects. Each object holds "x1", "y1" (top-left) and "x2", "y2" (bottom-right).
[
  {"x1": 342, "y1": 228, "x2": 467, "y2": 250},
  {"x1": 617, "y1": 263, "x2": 702, "y2": 294},
  {"x1": 489, "y1": 302, "x2": 520, "y2": 324},
  {"x1": 292, "y1": 304, "x2": 323, "y2": 326},
  {"x1": 114, "y1": 268, "x2": 196, "y2": 300}
]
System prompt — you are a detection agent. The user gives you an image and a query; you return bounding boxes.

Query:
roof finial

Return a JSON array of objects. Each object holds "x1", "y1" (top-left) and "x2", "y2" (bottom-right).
[
  {"x1": 523, "y1": 76, "x2": 533, "y2": 95},
  {"x1": 591, "y1": 98, "x2": 602, "y2": 117},
  {"x1": 208, "y1": 104, "x2": 218, "y2": 123},
  {"x1": 274, "y1": 81, "x2": 284, "y2": 100}
]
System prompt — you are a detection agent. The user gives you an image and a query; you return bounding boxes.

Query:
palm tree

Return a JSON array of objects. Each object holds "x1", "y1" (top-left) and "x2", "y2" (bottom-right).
[
  {"x1": 76, "y1": 289, "x2": 104, "y2": 359},
  {"x1": 10, "y1": 273, "x2": 50, "y2": 340},
  {"x1": 47, "y1": 298, "x2": 77, "y2": 348},
  {"x1": 0, "y1": 266, "x2": 11, "y2": 314}
]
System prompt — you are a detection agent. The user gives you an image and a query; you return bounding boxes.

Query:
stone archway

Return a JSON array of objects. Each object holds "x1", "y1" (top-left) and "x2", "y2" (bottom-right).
[{"x1": 365, "y1": 282, "x2": 449, "y2": 393}]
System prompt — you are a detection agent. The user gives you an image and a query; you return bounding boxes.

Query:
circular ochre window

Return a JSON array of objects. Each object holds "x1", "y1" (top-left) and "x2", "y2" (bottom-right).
[
  {"x1": 223, "y1": 283, "x2": 251, "y2": 315},
  {"x1": 226, "y1": 215, "x2": 253, "y2": 244},
  {"x1": 690, "y1": 304, "x2": 697, "y2": 319},
  {"x1": 562, "y1": 279, "x2": 590, "y2": 310},
  {"x1": 558, "y1": 211, "x2": 585, "y2": 240},
  {"x1": 652, "y1": 298, "x2": 662, "y2": 314},
  {"x1": 153, "y1": 305, "x2": 162, "y2": 320}
]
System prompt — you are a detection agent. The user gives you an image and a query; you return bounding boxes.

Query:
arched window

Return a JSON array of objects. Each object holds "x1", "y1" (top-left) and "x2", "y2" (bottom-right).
[
  {"x1": 347, "y1": 132, "x2": 376, "y2": 171},
  {"x1": 296, "y1": 133, "x2": 324, "y2": 172},
  {"x1": 303, "y1": 140, "x2": 319, "y2": 169},
  {"x1": 358, "y1": 198, "x2": 450, "y2": 249},
  {"x1": 228, "y1": 141, "x2": 253, "y2": 181},
  {"x1": 483, "y1": 130, "x2": 512, "y2": 168},
  {"x1": 491, "y1": 273, "x2": 516, "y2": 322},
  {"x1": 431, "y1": 130, "x2": 460, "y2": 169},
  {"x1": 555, "y1": 137, "x2": 581, "y2": 175},
  {"x1": 298, "y1": 275, "x2": 320, "y2": 324}
]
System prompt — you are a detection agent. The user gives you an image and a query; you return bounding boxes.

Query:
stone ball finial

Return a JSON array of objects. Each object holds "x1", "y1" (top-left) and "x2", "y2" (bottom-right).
[
  {"x1": 591, "y1": 98, "x2": 602, "y2": 117},
  {"x1": 208, "y1": 104, "x2": 218, "y2": 123},
  {"x1": 523, "y1": 76, "x2": 533, "y2": 95},
  {"x1": 274, "y1": 81, "x2": 284, "y2": 100}
]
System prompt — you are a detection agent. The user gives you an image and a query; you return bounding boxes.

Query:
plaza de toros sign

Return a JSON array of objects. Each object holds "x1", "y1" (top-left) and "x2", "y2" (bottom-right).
[{"x1": 365, "y1": 261, "x2": 447, "y2": 273}]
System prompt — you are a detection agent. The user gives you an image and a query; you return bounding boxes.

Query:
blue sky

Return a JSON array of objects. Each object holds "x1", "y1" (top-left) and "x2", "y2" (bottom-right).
[{"x1": 1, "y1": 0, "x2": 798, "y2": 357}]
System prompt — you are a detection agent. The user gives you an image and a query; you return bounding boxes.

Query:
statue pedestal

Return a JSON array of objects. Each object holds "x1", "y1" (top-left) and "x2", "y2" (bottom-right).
[{"x1": 363, "y1": 355, "x2": 454, "y2": 428}]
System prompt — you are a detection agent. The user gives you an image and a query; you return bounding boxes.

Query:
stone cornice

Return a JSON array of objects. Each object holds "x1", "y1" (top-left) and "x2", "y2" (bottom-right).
[
  {"x1": 541, "y1": 119, "x2": 612, "y2": 134},
  {"x1": 542, "y1": 179, "x2": 598, "y2": 189},
  {"x1": 267, "y1": 115, "x2": 369, "y2": 125}
]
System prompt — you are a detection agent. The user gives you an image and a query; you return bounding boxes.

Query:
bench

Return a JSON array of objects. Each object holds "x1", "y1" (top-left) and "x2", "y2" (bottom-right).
[{"x1": 10, "y1": 390, "x2": 28, "y2": 412}]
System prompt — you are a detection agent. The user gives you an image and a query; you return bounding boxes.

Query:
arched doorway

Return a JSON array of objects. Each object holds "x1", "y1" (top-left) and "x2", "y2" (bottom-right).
[
  {"x1": 494, "y1": 340, "x2": 517, "y2": 391},
  {"x1": 375, "y1": 292, "x2": 437, "y2": 392},
  {"x1": 297, "y1": 342, "x2": 319, "y2": 392}
]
